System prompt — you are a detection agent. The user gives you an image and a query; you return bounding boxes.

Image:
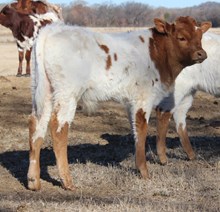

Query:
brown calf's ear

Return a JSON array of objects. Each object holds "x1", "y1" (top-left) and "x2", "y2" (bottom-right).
[
  {"x1": 187, "y1": 16, "x2": 198, "y2": 27},
  {"x1": 200, "y1": 21, "x2": 212, "y2": 33},
  {"x1": 154, "y1": 18, "x2": 172, "y2": 34},
  {"x1": 154, "y1": 18, "x2": 167, "y2": 34}
]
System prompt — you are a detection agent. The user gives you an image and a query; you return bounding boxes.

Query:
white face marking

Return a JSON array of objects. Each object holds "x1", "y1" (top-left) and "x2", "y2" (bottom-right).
[{"x1": 16, "y1": 11, "x2": 61, "y2": 51}]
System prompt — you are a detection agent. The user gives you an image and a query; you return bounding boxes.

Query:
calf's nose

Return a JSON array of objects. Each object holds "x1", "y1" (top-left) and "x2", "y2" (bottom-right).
[{"x1": 193, "y1": 49, "x2": 207, "y2": 63}]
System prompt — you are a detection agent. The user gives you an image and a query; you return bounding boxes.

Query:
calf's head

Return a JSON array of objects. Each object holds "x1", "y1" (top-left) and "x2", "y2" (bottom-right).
[
  {"x1": 16, "y1": 0, "x2": 32, "y2": 11},
  {"x1": 0, "y1": 6, "x2": 34, "y2": 40},
  {"x1": 155, "y1": 16, "x2": 211, "y2": 65},
  {"x1": 150, "y1": 16, "x2": 211, "y2": 85},
  {"x1": 0, "y1": 6, "x2": 13, "y2": 28}
]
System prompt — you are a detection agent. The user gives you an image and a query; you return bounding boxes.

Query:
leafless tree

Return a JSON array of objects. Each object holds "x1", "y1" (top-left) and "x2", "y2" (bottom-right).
[{"x1": 2, "y1": 1, "x2": 216, "y2": 27}]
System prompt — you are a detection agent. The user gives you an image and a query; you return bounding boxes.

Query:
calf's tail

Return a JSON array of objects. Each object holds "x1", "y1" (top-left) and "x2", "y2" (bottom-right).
[{"x1": 31, "y1": 26, "x2": 52, "y2": 119}]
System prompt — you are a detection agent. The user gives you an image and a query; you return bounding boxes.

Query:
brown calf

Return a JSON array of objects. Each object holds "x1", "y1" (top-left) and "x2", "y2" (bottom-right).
[{"x1": 0, "y1": 1, "x2": 62, "y2": 76}]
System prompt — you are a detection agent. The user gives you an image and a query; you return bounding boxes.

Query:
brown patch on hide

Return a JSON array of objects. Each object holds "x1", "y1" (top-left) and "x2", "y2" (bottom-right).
[
  {"x1": 98, "y1": 44, "x2": 110, "y2": 54},
  {"x1": 114, "y1": 53, "x2": 118, "y2": 61},
  {"x1": 98, "y1": 43, "x2": 112, "y2": 70},
  {"x1": 106, "y1": 55, "x2": 112, "y2": 70},
  {"x1": 135, "y1": 109, "x2": 147, "y2": 137},
  {"x1": 50, "y1": 113, "x2": 69, "y2": 145},
  {"x1": 40, "y1": 19, "x2": 52, "y2": 27},
  {"x1": 139, "y1": 35, "x2": 145, "y2": 43}
]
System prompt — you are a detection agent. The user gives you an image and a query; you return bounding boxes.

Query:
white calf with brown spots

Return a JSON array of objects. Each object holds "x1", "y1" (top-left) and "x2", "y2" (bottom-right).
[
  {"x1": 156, "y1": 32, "x2": 220, "y2": 164},
  {"x1": 28, "y1": 17, "x2": 211, "y2": 191}
]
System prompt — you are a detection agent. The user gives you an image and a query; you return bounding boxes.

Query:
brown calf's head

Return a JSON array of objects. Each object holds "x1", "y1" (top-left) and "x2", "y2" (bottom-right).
[
  {"x1": 0, "y1": 6, "x2": 34, "y2": 41},
  {"x1": 10, "y1": 1, "x2": 48, "y2": 15},
  {"x1": 154, "y1": 16, "x2": 211, "y2": 65},
  {"x1": 150, "y1": 16, "x2": 211, "y2": 85},
  {"x1": 16, "y1": 0, "x2": 32, "y2": 11},
  {"x1": 0, "y1": 6, "x2": 16, "y2": 28}
]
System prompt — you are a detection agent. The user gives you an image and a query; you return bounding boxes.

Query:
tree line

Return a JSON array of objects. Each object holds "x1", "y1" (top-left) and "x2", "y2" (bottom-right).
[
  {"x1": 62, "y1": 1, "x2": 220, "y2": 27},
  {"x1": 1, "y1": 1, "x2": 220, "y2": 27}
]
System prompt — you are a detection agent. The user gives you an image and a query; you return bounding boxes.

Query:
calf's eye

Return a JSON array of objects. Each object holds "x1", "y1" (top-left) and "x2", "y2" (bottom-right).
[{"x1": 178, "y1": 37, "x2": 186, "y2": 41}]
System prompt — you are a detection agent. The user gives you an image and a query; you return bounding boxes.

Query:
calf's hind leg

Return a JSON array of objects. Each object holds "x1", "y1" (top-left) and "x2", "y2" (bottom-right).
[
  {"x1": 177, "y1": 123, "x2": 196, "y2": 160},
  {"x1": 50, "y1": 112, "x2": 76, "y2": 191},
  {"x1": 27, "y1": 115, "x2": 43, "y2": 191},
  {"x1": 173, "y1": 96, "x2": 196, "y2": 160},
  {"x1": 156, "y1": 109, "x2": 172, "y2": 165}
]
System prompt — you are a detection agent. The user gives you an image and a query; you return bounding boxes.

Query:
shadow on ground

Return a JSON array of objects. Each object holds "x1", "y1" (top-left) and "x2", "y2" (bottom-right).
[{"x1": 0, "y1": 134, "x2": 219, "y2": 189}]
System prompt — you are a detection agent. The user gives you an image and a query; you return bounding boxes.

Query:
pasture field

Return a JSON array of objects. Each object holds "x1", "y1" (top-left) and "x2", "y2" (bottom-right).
[{"x1": 0, "y1": 26, "x2": 219, "y2": 211}]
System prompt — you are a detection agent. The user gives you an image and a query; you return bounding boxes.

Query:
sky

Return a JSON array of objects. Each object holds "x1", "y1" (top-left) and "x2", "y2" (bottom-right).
[{"x1": 0, "y1": 0, "x2": 220, "y2": 8}]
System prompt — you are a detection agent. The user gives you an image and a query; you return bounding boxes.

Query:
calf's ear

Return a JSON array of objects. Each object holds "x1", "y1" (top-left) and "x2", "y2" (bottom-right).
[
  {"x1": 154, "y1": 18, "x2": 171, "y2": 34},
  {"x1": 200, "y1": 21, "x2": 212, "y2": 33},
  {"x1": 0, "y1": 13, "x2": 8, "y2": 26}
]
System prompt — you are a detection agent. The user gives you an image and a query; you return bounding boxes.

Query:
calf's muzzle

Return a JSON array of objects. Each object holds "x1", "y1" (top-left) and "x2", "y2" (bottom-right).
[{"x1": 192, "y1": 49, "x2": 207, "y2": 63}]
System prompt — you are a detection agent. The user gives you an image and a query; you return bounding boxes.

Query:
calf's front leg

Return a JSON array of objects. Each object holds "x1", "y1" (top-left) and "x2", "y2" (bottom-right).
[
  {"x1": 25, "y1": 49, "x2": 31, "y2": 77},
  {"x1": 135, "y1": 109, "x2": 149, "y2": 179},
  {"x1": 17, "y1": 50, "x2": 24, "y2": 77}
]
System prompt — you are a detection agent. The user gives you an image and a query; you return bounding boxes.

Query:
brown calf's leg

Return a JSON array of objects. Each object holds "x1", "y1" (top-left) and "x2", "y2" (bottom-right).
[
  {"x1": 50, "y1": 113, "x2": 76, "y2": 191},
  {"x1": 178, "y1": 123, "x2": 196, "y2": 160},
  {"x1": 156, "y1": 109, "x2": 172, "y2": 165},
  {"x1": 27, "y1": 115, "x2": 43, "y2": 191},
  {"x1": 17, "y1": 51, "x2": 24, "y2": 77},
  {"x1": 135, "y1": 109, "x2": 149, "y2": 179},
  {"x1": 25, "y1": 49, "x2": 31, "y2": 77}
]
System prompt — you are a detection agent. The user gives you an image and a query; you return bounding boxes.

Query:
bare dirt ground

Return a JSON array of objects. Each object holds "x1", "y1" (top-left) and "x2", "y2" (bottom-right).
[{"x1": 0, "y1": 26, "x2": 219, "y2": 211}]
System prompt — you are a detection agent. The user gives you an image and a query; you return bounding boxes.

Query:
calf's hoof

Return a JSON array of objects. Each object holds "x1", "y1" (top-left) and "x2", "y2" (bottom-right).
[
  {"x1": 139, "y1": 168, "x2": 150, "y2": 180},
  {"x1": 27, "y1": 177, "x2": 41, "y2": 191},
  {"x1": 24, "y1": 73, "x2": 30, "y2": 77},
  {"x1": 60, "y1": 176, "x2": 76, "y2": 191},
  {"x1": 188, "y1": 152, "x2": 196, "y2": 161},
  {"x1": 63, "y1": 184, "x2": 76, "y2": 191},
  {"x1": 159, "y1": 155, "x2": 168, "y2": 165},
  {"x1": 16, "y1": 73, "x2": 22, "y2": 77}
]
